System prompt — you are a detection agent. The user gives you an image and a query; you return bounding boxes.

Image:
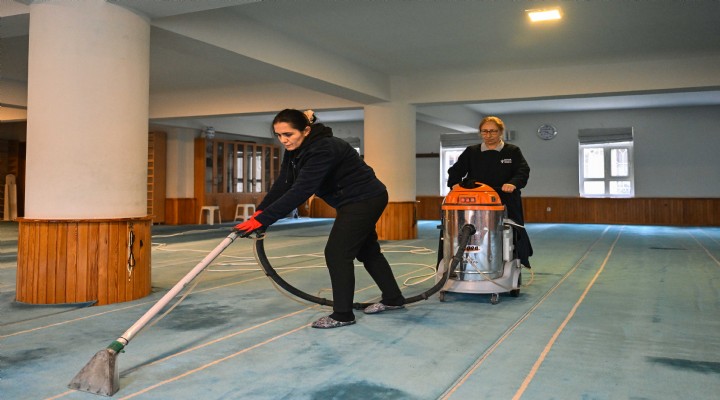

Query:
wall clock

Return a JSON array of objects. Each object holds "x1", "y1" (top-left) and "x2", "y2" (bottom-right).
[{"x1": 537, "y1": 124, "x2": 557, "y2": 140}]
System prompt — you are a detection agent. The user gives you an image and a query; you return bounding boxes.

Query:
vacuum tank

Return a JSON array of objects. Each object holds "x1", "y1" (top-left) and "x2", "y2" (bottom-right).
[{"x1": 437, "y1": 183, "x2": 521, "y2": 304}]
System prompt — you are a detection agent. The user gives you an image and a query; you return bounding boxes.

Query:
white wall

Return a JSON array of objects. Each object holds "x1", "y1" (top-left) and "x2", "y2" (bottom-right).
[
  {"x1": 333, "y1": 119, "x2": 451, "y2": 197},
  {"x1": 327, "y1": 121, "x2": 365, "y2": 150},
  {"x1": 156, "y1": 105, "x2": 720, "y2": 200}
]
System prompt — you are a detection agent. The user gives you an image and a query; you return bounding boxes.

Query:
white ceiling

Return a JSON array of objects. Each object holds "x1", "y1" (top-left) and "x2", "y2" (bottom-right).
[{"x1": 2, "y1": 0, "x2": 720, "y2": 132}]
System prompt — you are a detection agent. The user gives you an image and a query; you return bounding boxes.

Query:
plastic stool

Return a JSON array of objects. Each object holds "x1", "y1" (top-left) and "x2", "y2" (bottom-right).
[
  {"x1": 199, "y1": 206, "x2": 221, "y2": 225},
  {"x1": 234, "y1": 204, "x2": 256, "y2": 221}
]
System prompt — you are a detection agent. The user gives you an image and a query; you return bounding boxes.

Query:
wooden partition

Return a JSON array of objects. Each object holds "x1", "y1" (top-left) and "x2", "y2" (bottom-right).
[
  {"x1": 306, "y1": 196, "x2": 336, "y2": 218},
  {"x1": 417, "y1": 196, "x2": 444, "y2": 220},
  {"x1": 165, "y1": 198, "x2": 197, "y2": 225},
  {"x1": 147, "y1": 131, "x2": 167, "y2": 224},
  {"x1": 523, "y1": 197, "x2": 720, "y2": 226},
  {"x1": 301, "y1": 197, "x2": 417, "y2": 239},
  {"x1": 16, "y1": 217, "x2": 152, "y2": 305},
  {"x1": 376, "y1": 201, "x2": 417, "y2": 240},
  {"x1": 414, "y1": 195, "x2": 720, "y2": 226}
]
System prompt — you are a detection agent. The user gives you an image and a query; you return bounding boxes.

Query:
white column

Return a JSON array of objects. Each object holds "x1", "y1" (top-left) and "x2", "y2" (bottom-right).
[
  {"x1": 24, "y1": 0, "x2": 150, "y2": 218},
  {"x1": 364, "y1": 103, "x2": 416, "y2": 201}
]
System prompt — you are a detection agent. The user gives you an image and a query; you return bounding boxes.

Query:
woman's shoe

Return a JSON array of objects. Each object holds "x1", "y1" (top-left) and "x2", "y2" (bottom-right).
[
  {"x1": 363, "y1": 303, "x2": 405, "y2": 314},
  {"x1": 311, "y1": 316, "x2": 356, "y2": 329}
]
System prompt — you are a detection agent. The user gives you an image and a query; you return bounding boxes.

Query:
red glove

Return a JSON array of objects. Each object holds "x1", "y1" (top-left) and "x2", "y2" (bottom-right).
[
  {"x1": 251, "y1": 210, "x2": 262, "y2": 218},
  {"x1": 234, "y1": 217, "x2": 263, "y2": 237}
]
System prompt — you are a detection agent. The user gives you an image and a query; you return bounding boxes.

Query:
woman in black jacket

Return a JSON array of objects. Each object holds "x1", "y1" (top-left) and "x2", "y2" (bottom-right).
[{"x1": 235, "y1": 109, "x2": 405, "y2": 328}]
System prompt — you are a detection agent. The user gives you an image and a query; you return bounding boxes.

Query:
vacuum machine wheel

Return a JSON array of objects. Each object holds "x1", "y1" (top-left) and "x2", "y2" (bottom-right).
[
  {"x1": 490, "y1": 293, "x2": 500, "y2": 304},
  {"x1": 510, "y1": 272, "x2": 522, "y2": 297}
]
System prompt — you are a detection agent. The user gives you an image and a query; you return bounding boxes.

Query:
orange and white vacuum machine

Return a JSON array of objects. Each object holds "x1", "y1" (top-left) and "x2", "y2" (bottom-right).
[{"x1": 436, "y1": 182, "x2": 522, "y2": 304}]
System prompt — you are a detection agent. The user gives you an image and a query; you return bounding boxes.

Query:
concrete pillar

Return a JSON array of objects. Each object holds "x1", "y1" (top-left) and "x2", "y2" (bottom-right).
[
  {"x1": 17, "y1": 0, "x2": 152, "y2": 305},
  {"x1": 364, "y1": 103, "x2": 417, "y2": 239},
  {"x1": 25, "y1": 0, "x2": 150, "y2": 218}
]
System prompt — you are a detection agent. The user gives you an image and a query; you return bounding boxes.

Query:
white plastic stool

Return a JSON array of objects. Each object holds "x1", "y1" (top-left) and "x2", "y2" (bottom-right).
[
  {"x1": 234, "y1": 204, "x2": 256, "y2": 221},
  {"x1": 199, "y1": 206, "x2": 222, "y2": 225}
]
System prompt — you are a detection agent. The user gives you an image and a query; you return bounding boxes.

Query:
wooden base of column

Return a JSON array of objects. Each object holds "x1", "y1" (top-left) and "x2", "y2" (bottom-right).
[
  {"x1": 16, "y1": 217, "x2": 152, "y2": 306},
  {"x1": 377, "y1": 201, "x2": 417, "y2": 240}
]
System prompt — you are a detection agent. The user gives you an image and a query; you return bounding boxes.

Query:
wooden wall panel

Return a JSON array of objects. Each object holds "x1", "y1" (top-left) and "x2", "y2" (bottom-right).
[
  {"x1": 291, "y1": 197, "x2": 418, "y2": 239},
  {"x1": 308, "y1": 197, "x2": 336, "y2": 218},
  {"x1": 107, "y1": 222, "x2": 119, "y2": 304},
  {"x1": 165, "y1": 198, "x2": 197, "y2": 225},
  {"x1": 377, "y1": 202, "x2": 417, "y2": 240},
  {"x1": 97, "y1": 223, "x2": 109, "y2": 306},
  {"x1": 56, "y1": 225, "x2": 68, "y2": 303},
  {"x1": 147, "y1": 132, "x2": 167, "y2": 224},
  {"x1": 66, "y1": 223, "x2": 78, "y2": 303},
  {"x1": 76, "y1": 221, "x2": 90, "y2": 303},
  {"x1": 37, "y1": 223, "x2": 49, "y2": 303},
  {"x1": 132, "y1": 221, "x2": 151, "y2": 299},
  {"x1": 16, "y1": 218, "x2": 152, "y2": 306},
  {"x1": 412, "y1": 196, "x2": 720, "y2": 226},
  {"x1": 417, "y1": 196, "x2": 443, "y2": 220},
  {"x1": 523, "y1": 197, "x2": 720, "y2": 226},
  {"x1": 230, "y1": 194, "x2": 718, "y2": 237}
]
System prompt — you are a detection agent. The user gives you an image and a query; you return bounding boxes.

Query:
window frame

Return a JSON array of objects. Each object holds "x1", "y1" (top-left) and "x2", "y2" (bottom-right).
[
  {"x1": 578, "y1": 140, "x2": 635, "y2": 198},
  {"x1": 439, "y1": 133, "x2": 480, "y2": 196},
  {"x1": 204, "y1": 139, "x2": 280, "y2": 194}
]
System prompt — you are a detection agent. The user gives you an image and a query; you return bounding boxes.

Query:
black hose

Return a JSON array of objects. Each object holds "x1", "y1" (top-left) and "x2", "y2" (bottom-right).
[
  {"x1": 253, "y1": 223, "x2": 476, "y2": 310},
  {"x1": 404, "y1": 223, "x2": 475, "y2": 303}
]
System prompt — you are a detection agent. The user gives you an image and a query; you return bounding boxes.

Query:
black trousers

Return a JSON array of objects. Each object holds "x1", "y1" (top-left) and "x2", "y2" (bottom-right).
[
  {"x1": 499, "y1": 190, "x2": 533, "y2": 267},
  {"x1": 324, "y1": 191, "x2": 405, "y2": 314}
]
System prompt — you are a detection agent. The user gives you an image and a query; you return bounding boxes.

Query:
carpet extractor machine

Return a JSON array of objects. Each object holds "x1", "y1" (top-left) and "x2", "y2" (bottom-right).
[{"x1": 436, "y1": 182, "x2": 523, "y2": 304}]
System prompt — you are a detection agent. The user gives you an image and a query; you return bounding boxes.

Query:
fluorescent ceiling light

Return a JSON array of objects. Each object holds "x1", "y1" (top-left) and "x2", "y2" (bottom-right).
[{"x1": 527, "y1": 9, "x2": 562, "y2": 22}]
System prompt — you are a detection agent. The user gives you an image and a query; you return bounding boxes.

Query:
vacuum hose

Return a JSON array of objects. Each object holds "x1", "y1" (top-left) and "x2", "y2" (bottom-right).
[{"x1": 253, "y1": 223, "x2": 476, "y2": 309}]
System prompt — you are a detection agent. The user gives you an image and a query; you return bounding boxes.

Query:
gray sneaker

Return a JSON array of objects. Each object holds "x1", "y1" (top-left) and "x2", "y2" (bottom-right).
[
  {"x1": 363, "y1": 303, "x2": 405, "y2": 314},
  {"x1": 311, "y1": 316, "x2": 356, "y2": 329}
]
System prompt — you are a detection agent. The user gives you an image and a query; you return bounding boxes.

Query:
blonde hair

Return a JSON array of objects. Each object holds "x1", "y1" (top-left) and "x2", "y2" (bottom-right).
[{"x1": 479, "y1": 116, "x2": 505, "y2": 133}]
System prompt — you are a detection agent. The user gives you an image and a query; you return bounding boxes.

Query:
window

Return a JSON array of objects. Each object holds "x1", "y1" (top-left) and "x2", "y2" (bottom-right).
[
  {"x1": 439, "y1": 133, "x2": 480, "y2": 195},
  {"x1": 578, "y1": 128, "x2": 634, "y2": 198},
  {"x1": 204, "y1": 139, "x2": 280, "y2": 194},
  {"x1": 440, "y1": 148, "x2": 464, "y2": 195}
]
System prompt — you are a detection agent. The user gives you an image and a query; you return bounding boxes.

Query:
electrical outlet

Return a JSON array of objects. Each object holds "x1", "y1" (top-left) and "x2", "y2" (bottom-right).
[{"x1": 546, "y1": 207, "x2": 552, "y2": 212}]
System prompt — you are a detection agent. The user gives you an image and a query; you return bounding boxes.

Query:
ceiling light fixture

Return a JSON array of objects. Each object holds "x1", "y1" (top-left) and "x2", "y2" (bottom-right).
[{"x1": 527, "y1": 8, "x2": 562, "y2": 22}]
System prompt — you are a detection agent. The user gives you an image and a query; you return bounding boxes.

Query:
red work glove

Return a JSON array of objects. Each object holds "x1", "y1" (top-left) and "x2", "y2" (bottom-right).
[
  {"x1": 251, "y1": 210, "x2": 262, "y2": 218},
  {"x1": 234, "y1": 217, "x2": 263, "y2": 238}
]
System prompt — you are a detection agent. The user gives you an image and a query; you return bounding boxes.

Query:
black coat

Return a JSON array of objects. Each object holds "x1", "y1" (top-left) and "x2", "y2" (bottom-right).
[
  {"x1": 447, "y1": 143, "x2": 530, "y2": 191},
  {"x1": 256, "y1": 123, "x2": 386, "y2": 226}
]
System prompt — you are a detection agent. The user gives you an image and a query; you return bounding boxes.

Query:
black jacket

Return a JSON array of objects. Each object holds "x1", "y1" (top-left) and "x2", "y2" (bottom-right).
[
  {"x1": 447, "y1": 143, "x2": 530, "y2": 191},
  {"x1": 256, "y1": 123, "x2": 387, "y2": 226}
]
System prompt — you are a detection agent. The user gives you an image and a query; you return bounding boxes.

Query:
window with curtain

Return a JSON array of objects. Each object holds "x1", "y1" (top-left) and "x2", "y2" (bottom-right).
[{"x1": 578, "y1": 127, "x2": 635, "y2": 198}]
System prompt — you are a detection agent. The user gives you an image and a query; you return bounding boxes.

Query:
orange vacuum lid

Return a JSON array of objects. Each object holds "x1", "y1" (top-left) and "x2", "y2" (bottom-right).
[{"x1": 442, "y1": 183, "x2": 505, "y2": 211}]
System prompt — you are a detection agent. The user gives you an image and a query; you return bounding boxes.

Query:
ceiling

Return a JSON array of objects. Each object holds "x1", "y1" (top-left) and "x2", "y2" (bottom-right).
[{"x1": 2, "y1": 0, "x2": 720, "y2": 133}]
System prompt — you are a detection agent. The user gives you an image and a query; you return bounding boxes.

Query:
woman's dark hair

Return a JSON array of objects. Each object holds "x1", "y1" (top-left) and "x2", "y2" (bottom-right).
[{"x1": 272, "y1": 109, "x2": 316, "y2": 131}]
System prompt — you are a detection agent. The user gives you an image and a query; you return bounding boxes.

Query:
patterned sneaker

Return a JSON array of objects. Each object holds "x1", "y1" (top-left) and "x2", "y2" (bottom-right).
[
  {"x1": 363, "y1": 303, "x2": 405, "y2": 314},
  {"x1": 311, "y1": 316, "x2": 356, "y2": 329}
]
